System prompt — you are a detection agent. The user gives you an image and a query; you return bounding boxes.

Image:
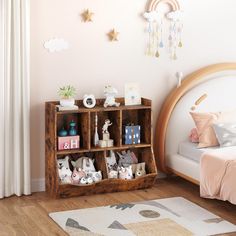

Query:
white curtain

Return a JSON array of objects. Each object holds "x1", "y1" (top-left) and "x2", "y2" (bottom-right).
[{"x1": 0, "y1": 0, "x2": 31, "y2": 198}]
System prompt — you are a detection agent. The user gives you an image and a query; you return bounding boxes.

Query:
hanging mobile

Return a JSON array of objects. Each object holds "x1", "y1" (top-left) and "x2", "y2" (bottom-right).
[{"x1": 143, "y1": 0, "x2": 182, "y2": 60}]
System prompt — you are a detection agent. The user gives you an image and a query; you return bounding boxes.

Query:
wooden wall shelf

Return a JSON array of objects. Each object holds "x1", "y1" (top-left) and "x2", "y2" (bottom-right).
[{"x1": 45, "y1": 97, "x2": 157, "y2": 198}]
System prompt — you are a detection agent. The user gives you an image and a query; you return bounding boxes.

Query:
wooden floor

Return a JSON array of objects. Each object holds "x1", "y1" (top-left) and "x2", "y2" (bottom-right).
[{"x1": 1, "y1": 177, "x2": 236, "y2": 235}]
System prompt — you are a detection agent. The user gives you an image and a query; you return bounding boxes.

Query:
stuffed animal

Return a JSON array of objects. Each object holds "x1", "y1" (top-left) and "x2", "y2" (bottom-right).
[
  {"x1": 118, "y1": 166, "x2": 133, "y2": 180},
  {"x1": 108, "y1": 170, "x2": 118, "y2": 179},
  {"x1": 58, "y1": 166, "x2": 72, "y2": 184},
  {"x1": 134, "y1": 163, "x2": 146, "y2": 178},
  {"x1": 71, "y1": 157, "x2": 96, "y2": 173},
  {"x1": 106, "y1": 150, "x2": 117, "y2": 170},
  {"x1": 82, "y1": 157, "x2": 96, "y2": 173},
  {"x1": 57, "y1": 156, "x2": 72, "y2": 183},
  {"x1": 87, "y1": 171, "x2": 102, "y2": 183},
  {"x1": 117, "y1": 150, "x2": 138, "y2": 167},
  {"x1": 71, "y1": 168, "x2": 86, "y2": 184},
  {"x1": 80, "y1": 176, "x2": 93, "y2": 185},
  {"x1": 103, "y1": 85, "x2": 120, "y2": 108}
]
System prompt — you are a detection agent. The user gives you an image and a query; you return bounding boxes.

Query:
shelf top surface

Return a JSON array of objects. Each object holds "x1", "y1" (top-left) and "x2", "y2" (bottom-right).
[{"x1": 46, "y1": 97, "x2": 152, "y2": 114}]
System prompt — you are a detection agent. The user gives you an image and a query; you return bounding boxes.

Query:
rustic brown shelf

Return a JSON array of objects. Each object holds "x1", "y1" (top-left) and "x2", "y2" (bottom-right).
[{"x1": 45, "y1": 97, "x2": 157, "y2": 198}]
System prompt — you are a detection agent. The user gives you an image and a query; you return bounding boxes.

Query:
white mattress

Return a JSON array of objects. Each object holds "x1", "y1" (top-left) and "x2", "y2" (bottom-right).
[{"x1": 178, "y1": 141, "x2": 218, "y2": 163}]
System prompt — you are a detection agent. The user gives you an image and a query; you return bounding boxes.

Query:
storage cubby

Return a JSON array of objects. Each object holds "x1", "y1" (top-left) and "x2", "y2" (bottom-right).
[
  {"x1": 122, "y1": 109, "x2": 151, "y2": 145},
  {"x1": 90, "y1": 110, "x2": 121, "y2": 148},
  {"x1": 57, "y1": 151, "x2": 108, "y2": 182},
  {"x1": 57, "y1": 112, "x2": 89, "y2": 150},
  {"x1": 45, "y1": 98, "x2": 157, "y2": 198}
]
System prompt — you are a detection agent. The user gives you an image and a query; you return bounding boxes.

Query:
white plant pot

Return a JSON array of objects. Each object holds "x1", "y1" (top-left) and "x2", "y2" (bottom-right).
[{"x1": 60, "y1": 98, "x2": 75, "y2": 107}]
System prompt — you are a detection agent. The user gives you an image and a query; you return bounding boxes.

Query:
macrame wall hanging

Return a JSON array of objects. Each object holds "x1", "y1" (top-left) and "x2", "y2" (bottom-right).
[{"x1": 144, "y1": 0, "x2": 183, "y2": 60}]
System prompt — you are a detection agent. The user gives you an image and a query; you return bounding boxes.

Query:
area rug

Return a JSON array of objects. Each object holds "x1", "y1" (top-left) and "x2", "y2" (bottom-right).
[{"x1": 49, "y1": 197, "x2": 236, "y2": 236}]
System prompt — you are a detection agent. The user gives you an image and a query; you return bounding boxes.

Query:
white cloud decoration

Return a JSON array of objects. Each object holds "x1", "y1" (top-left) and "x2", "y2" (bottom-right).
[
  {"x1": 44, "y1": 38, "x2": 69, "y2": 53},
  {"x1": 143, "y1": 11, "x2": 162, "y2": 22},
  {"x1": 166, "y1": 10, "x2": 183, "y2": 21}
]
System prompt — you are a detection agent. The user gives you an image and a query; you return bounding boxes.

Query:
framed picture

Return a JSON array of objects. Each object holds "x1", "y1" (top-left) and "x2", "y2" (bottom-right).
[{"x1": 125, "y1": 83, "x2": 141, "y2": 106}]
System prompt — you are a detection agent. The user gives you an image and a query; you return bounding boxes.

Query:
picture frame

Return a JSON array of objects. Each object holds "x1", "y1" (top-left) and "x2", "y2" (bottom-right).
[{"x1": 125, "y1": 83, "x2": 141, "y2": 106}]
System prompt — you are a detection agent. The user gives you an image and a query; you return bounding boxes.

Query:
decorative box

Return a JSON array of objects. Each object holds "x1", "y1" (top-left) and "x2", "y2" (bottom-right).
[
  {"x1": 58, "y1": 135, "x2": 80, "y2": 150},
  {"x1": 124, "y1": 125, "x2": 141, "y2": 145}
]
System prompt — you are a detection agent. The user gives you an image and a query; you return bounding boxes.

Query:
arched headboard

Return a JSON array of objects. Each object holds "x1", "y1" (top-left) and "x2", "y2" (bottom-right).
[{"x1": 155, "y1": 63, "x2": 236, "y2": 173}]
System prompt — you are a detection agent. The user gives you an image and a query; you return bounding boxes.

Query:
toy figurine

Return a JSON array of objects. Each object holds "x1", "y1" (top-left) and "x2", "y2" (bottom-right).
[
  {"x1": 98, "y1": 119, "x2": 114, "y2": 148},
  {"x1": 103, "y1": 85, "x2": 120, "y2": 108},
  {"x1": 102, "y1": 119, "x2": 112, "y2": 134}
]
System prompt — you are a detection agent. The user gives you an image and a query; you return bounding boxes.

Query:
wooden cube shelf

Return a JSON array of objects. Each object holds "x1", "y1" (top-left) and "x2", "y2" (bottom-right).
[{"x1": 45, "y1": 98, "x2": 157, "y2": 198}]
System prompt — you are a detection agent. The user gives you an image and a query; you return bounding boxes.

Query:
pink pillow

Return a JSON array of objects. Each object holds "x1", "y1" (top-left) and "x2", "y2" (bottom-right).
[
  {"x1": 190, "y1": 112, "x2": 220, "y2": 148},
  {"x1": 190, "y1": 110, "x2": 236, "y2": 148},
  {"x1": 189, "y1": 128, "x2": 199, "y2": 143}
]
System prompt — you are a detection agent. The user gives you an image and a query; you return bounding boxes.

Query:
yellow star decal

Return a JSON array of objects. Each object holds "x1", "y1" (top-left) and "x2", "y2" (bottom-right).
[
  {"x1": 108, "y1": 29, "x2": 119, "y2": 41},
  {"x1": 82, "y1": 9, "x2": 94, "y2": 22}
]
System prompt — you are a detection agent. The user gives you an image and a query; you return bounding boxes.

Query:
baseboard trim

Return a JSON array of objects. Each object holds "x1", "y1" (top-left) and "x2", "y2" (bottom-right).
[
  {"x1": 31, "y1": 178, "x2": 45, "y2": 192},
  {"x1": 156, "y1": 172, "x2": 166, "y2": 179}
]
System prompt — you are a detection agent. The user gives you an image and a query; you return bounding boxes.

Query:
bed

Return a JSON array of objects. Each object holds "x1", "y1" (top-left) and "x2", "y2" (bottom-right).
[{"x1": 155, "y1": 63, "x2": 236, "y2": 199}]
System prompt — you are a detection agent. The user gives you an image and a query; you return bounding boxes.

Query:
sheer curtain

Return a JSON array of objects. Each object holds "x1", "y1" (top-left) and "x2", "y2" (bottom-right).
[{"x1": 0, "y1": 0, "x2": 31, "y2": 198}]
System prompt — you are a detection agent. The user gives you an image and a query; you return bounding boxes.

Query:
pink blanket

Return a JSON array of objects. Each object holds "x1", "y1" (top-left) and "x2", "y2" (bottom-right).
[{"x1": 200, "y1": 148, "x2": 236, "y2": 204}]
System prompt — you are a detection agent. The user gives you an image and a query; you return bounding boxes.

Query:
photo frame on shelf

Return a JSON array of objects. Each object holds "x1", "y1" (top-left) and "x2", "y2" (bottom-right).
[{"x1": 125, "y1": 83, "x2": 141, "y2": 106}]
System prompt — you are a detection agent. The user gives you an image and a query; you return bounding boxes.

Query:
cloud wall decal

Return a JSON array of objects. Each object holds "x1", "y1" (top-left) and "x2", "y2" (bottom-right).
[{"x1": 44, "y1": 38, "x2": 69, "y2": 53}]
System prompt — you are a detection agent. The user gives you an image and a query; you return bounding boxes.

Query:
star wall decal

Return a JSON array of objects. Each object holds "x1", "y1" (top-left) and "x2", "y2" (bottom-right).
[
  {"x1": 82, "y1": 9, "x2": 94, "y2": 22},
  {"x1": 108, "y1": 29, "x2": 119, "y2": 41}
]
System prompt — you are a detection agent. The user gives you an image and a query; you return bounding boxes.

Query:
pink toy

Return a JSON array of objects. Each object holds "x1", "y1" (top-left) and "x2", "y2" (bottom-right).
[
  {"x1": 71, "y1": 168, "x2": 86, "y2": 184},
  {"x1": 189, "y1": 128, "x2": 199, "y2": 143}
]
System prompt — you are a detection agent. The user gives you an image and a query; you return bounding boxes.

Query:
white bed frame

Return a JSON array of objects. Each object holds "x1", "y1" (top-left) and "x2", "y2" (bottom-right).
[{"x1": 155, "y1": 63, "x2": 236, "y2": 184}]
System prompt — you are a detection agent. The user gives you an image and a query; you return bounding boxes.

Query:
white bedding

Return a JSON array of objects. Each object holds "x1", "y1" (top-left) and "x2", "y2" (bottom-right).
[{"x1": 178, "y1": 142, "x2": 218, "y2": 163}]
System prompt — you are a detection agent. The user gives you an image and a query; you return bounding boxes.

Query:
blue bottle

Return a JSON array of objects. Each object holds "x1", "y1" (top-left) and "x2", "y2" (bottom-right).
[
  {"x1": 69, "y1": 120, "x2": 77, "y2": 136},
  {"x1": 58, "y1": 127, "x2": 68, "y2": 137}
]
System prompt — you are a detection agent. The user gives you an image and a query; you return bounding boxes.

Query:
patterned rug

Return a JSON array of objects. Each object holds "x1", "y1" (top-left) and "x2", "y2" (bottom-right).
[{"x1": 49, "y1": 197, "x2": 236, "y2": 236}]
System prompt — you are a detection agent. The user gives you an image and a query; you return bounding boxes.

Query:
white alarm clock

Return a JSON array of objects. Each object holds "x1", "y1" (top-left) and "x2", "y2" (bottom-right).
[{"x1": 83, "y1": 94, "x2": 96, "y2": 108}]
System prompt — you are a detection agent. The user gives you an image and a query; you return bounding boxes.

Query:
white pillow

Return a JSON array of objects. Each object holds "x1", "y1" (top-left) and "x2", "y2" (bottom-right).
[{"x1": 213, "y1": 123, "x2": 236, "y2": 147}]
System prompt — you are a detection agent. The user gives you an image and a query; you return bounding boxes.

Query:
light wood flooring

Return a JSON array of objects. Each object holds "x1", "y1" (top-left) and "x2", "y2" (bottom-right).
[{"x1": 1, "y1": 177, "x2": 236, "y2": 236}]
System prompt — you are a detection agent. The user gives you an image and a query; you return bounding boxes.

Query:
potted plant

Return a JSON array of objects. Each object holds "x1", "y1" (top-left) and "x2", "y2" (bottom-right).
[{"x1": 58, "y1": 85, "x2": 76, "y2": 107}]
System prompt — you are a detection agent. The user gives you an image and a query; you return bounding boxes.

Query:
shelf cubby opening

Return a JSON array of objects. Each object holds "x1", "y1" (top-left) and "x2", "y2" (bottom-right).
[
  {"x1": 90, "y1": 110, "x2": 121, "y2": 148},
  {"x1": 57, "y1": 112, "x2": 90, "y2": 150},
  {"x1": 57, "y1": 151, "x2": 107, "y2": 185},
  {"x1": 122, "y1": 109, "x2": 151, "y2": 145}
]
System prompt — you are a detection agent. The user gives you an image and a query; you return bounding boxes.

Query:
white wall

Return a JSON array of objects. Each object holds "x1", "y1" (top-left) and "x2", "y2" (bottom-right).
[{"x1": 30, "y1": 0, "x2": 236, "y2": 186}]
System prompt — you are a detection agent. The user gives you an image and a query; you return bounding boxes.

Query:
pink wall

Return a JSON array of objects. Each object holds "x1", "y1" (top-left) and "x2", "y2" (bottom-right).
[{"x1": 30, "y1": 0, "x2": 236, "y2": 184}]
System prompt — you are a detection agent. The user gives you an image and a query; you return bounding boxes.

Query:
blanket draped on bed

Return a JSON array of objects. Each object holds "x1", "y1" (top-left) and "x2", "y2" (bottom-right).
[{"x1": 200, "y1": 148, "x2": 236, "y2": 205}]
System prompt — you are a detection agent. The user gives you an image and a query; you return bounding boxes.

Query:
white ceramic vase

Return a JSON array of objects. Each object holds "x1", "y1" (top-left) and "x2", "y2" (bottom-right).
[{"x1": 60, "y1": 98, "x2": 75, "y2": 107}]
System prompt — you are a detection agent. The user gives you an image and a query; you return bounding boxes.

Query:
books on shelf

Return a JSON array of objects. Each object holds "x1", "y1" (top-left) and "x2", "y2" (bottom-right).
[{"x1": 56, "y1": 105, "x2": 79, "y2": 111}]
